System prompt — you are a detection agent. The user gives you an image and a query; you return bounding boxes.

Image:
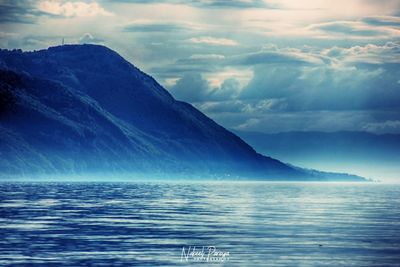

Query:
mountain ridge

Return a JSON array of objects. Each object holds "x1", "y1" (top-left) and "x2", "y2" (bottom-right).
[{"x1": 233, "y1": 129, "x2": 400, "y2": 161}]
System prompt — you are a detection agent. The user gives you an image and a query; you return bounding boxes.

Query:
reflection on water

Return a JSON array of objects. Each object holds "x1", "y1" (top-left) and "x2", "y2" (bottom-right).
[{"x1": 0, "y1": 182, "x2": 399, "y2": 266}]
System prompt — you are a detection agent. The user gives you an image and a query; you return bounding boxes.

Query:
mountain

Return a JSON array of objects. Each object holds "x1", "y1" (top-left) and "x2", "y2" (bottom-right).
[
  {"x1": 0, "y1": 45, "x2": 365, "y2": 181},
  {"x1": 233, "y1": 130, "x2": 400, "y2": 180},
  {"x1": 233, "y1": 130, "x2": 400, "y2": 162}
]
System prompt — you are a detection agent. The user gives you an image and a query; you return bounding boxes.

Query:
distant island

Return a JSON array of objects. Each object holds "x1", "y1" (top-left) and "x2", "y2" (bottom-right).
[{"x1": 0, "y1": 45, "x2": 366, "y2": 181}]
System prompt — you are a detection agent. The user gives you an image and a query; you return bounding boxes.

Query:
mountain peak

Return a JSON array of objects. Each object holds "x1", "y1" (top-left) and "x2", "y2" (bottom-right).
[
  {"x1": 48, "y1": 43, "x2": 112, "y2": 51},
  {"x1": 1, "y1": 44, "x2": 120, "y2": 58},
  {"x1": 45, "y1": 44, "x2": 129, "y2": 65},
  {"x1": 1, "y1": 44, "x2": 137, "y2": 76},
  {"x1": 0, "y1": 43, "x2": 173, "y2": 103}
]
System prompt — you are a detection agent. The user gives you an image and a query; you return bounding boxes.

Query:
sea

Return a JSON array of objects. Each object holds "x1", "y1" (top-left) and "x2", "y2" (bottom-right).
[{"x1": 0, "y1": 181, "x2": 399, "y2": 266}]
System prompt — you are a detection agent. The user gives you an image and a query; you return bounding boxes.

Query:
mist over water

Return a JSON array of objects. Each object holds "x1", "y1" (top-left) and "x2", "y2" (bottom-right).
[{"x1": 0, "y1": 182, "x2": 399, "y2": 266}]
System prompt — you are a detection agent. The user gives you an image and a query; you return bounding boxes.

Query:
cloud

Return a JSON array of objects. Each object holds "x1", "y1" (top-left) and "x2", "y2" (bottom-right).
[
  {"x1": 174, "y1": 55, "x2": 226, "y2": 68},
  {"x1": 362, "y1": 120, "x2": 400, "y2": 134},
  {"x1": 189, "y1": 54, "x2": 225, "y2": 60},
  {"x1": 123, "y1": 20, "x2": 194, "y2": 32},
  {"x1": 103, "y1": 0, "x2": 274, "y2": 9},
  {"x1": 232, "y1": 50, "x2": 325, "y2": 66},
  {"x1": 149, "y1": 52, "x2": 230, "y2": 79},
  {"x1": 362, "y1": 16, "x2": 400, "y2": 27},
  {"x1": 322, "y1": 42, "x2": 400, "y2": 65},
  {"x1": 151, "y1": 63, "x2": 218, "y2": 79},
  {"x1": 239, "y1": 65, "x2": 302, "y2": 100},
  {"x1": 240, "y1": 62, "x2": 400, "y2": 111},
  {"x1": 308, "y1": 19, "x2": 400, "y2": 39},
  {"x1": 159, "y1": 41, "x2": 399, "y2": 119},
  {"x1": 160, "y1": 41, "x2": 400, "y2": 133},
  {"x1": 236, "y1": 118, "x2": 261, "y2": 130},
  {"x1": 125, "y1": 24, "x2": 181, "y2": 32},
  {"x1": 2, "y1": 34, "x2": 62, "y2": 50},
  {"x1": 198, "y1": 98, "x2": 287, "y2": 115},
  {"x1": 79, "y1": 33, "x2": 104, "y2": 44},
  {"x1": 312, "y1": 21, "x2": 385, "y2": 36},
  {"x1": 167, "y1": 71, "x2": 249, "y2": 103},
  {"x1": 169, "y1": 73, "x2": 212, "y2": 102},
  {"x1": 188, "y1": 36, "x2": 239, "y2": 46},
  {"x1": 0, "y1": 0, "x2": 112, "y2": 25},
  {"x1": 209, "y1": 78, "x2": 241, "y2": 100},
  {"x1": 0, "y1": 0, "x2": 46, "y2": 24},
  {"x1": 195, "y1": 100, "x2": 247, "y2": 114},
  {"x1": 2, "y1": 0, "x2": 400, "y2": 134},
  {"x1": 0, "y1": 32, "x2": 18, "y2": 46},
  {"x1": 151, "y1": 44, "x2": 325, "y2": 87},
  {"x1": 191, "y1": 0, "x2": 273, "y2": 9},
  {"x1": 37, "y1": 1, "x2": 113, "y2": 17},
  {"x1": 0, "y1": 31, "x2": 15, "y2": 37}
]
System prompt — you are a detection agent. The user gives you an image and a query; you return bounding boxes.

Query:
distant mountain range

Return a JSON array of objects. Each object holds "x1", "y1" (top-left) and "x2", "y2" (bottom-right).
[
  {"x1": 233, "y1": 130, "x2": 400, "y2": 162},
  {"x1": 0, "y1": 45, "x2": 365, "y2": 181},
  {"x1": 234, "y1": 130, "x2": 400, "y2": 180}
]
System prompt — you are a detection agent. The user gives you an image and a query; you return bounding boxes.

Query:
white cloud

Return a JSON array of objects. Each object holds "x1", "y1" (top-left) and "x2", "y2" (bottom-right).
[
  {"x1": 322, "y1": 42, "x2": 400, "y2": 65},
  {"x1": 188, "y1": 37, "x2": 239, "y2": 46},
  {"x1": 308, "y1": 20, "x2": 400, "y2": 39},
  {"x1": 362, "y1": 120, "x2": 400, "y2": 134},
  {"x1": 189, "y1": 54, "x2": 226, "y2": 60},
  {"x1": 79, "y1": 33, "x2": 103, "y2": 44},
  {"x1": 236, "y1": 118, "x2": 261, "y2": 130},
  {"x1": 38, "y1": 1, "x2": 113, "y2": 17},
  {"x1": 204, "y1": 68, "x2": 253, "y2": 89}
]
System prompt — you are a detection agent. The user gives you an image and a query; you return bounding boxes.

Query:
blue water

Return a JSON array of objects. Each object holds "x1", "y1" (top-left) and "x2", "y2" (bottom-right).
[{"x1": 0, "y1": 182, "x2": 399, "y2": 266}]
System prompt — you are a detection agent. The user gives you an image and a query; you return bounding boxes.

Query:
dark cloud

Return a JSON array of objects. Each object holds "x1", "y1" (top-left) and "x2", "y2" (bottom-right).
[
  {"x1": 310, "y1": 21, "x2": 388, "y2": 37},
  {"x1": 210, "y1": 78, "x2": 241, "y2": 100},
  {"x1": 231, "y1": 50, "x2": 324, "y2": 66},
  {"x1": 167, "y1": 74, "x2": 242, "y2": 103},
  {"x1": 239, "y1": 65, "x2": 302, "y2": 100},
  {"x1": 150, "y1": 47, "x2": 324, "y2": 82},
  {"x1": 158, "y1": 41, "x2": 400, "y2": 133},
  {"x1": 147, "y1": 51, "x2": 228, "y2": 79},
  {"x1": 169, "y1": 73, "x2": 211, "y2": 102},
  {"x1": 239, "y1": 63, "x2": 400, "y2": 112},
  {"x1": 175, "y1": 56, "x2": 225, "y2": 66},
  {"x1": 158, "y1": 41, "x2": 400, "y2": 116},
  {"x1": 0, "y1": 0, "x2": 112, "y2": 25},
  {"x1": 0, "y1": 0, "x2": 45, "y2": 24},
  {"x1": 362, "y1": 16, "x2": 400, "y2": 27},
  {"x1": 123, "y1": 22, "x2": 190, "y2": 32},
  {"x1": 150, "y1": 64, "x2": 218, "y2": 79}
]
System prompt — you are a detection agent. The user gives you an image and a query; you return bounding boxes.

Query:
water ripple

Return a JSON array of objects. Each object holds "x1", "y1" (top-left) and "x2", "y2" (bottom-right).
[{"x1": 0, "y1": 182, "x2": 399, "y2": 266}]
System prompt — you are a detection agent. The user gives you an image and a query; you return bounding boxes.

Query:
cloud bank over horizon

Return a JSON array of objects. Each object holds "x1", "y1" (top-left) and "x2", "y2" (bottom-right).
[{"x1": 1, "y1": 0, "x2": 400, "y2": 134}]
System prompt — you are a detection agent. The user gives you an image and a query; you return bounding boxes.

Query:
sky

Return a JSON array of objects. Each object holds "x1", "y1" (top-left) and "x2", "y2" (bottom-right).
[{"x1": 1, "y1": 0, "x2": 400, "y2": 134}]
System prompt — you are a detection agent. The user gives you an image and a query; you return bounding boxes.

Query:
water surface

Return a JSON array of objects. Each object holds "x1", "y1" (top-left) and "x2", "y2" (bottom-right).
[{"x1": 0, "y1": 182, "x2": 399, "y2": 266}]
